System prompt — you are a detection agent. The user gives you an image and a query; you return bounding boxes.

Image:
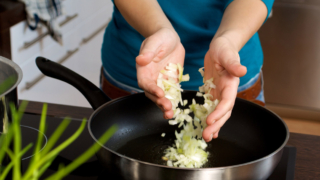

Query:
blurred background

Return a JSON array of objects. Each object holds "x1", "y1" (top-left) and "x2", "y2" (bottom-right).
[{"x1": 259, "y1": 0, "x2": 320, "y2": 136}]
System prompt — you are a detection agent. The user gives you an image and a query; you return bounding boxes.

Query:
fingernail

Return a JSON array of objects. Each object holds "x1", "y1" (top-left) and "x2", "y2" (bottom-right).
[
  {"x1": 138, "y1": 54, "x2": 143, "y2": 57},
  {"x1": 210, "y1": 134, "x2": 213, "y2": 141}
]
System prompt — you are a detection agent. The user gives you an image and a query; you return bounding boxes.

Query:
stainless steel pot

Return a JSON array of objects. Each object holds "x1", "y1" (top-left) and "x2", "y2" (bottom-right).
[
  {"x1": 0, "y1": 56, "x2": 22, "y2": 177},
  {"x1": 0, "y1": 56, "x2": 23, "y2": 134}
]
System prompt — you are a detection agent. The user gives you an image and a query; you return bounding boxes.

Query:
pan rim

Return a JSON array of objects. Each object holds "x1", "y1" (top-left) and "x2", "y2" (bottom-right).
[{"x1": 87, "y1": 91, "x2": 290, "y2": 171}]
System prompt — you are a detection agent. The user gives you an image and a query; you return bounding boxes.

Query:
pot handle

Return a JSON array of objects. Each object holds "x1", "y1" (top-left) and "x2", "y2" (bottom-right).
[{"x1": 36, "y1": 56, "x2": 111, "y2": 110}]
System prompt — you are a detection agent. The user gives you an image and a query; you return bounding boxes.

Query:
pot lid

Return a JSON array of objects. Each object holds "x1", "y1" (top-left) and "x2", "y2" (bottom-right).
[{"x1": 0, "y1": 56, "x2": 23, "y2": 98}]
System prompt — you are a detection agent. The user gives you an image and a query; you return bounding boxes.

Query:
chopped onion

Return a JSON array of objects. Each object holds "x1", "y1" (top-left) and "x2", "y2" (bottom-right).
[
  {"x1": 178, "y1": 63, "x2": 184, "y2": 82},
  {"x1": 181, "y1": 74, "x2": 190, "y2": 82},
  {"x1": 161, "y1": 133, "x2": 166, "y2": 137},
  {"x1": 169, "y1": 120, "x2": 178, "y2": 125},
  {"x1": 157, "y1": 64, "x2": 219, "y2": 168},
  {"x1": 183, "y1": 100, "x2": 188, "y2": 106},
  {"x1": 198, "y1": 67, "x2": 204, "y2": 77}
]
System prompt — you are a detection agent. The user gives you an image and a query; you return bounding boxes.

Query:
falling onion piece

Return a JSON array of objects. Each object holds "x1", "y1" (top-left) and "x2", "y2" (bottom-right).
[
  {"x1": 181, "y1": 74, "x2": 190, "y2": 82},
  {"x1": 183, "y1": 100, "x2": 188, "y2": 106},
  {"x1": 157, "y1": 64, "x2": 219, "y2": 168}
]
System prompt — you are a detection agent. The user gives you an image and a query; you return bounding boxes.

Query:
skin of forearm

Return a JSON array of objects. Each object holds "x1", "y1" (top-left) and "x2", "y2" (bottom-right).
[
  {"x1": 114, "y1": 0, "x2": 174, "y2": 38},
  {"x1": 214, "y1": 0, "x2": 268, "y2": 51}
]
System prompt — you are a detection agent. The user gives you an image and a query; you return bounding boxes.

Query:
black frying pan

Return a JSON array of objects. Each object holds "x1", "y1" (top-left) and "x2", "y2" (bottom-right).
[{"x1": 36, "y1": 57, "x2": 289, "y2": 180}]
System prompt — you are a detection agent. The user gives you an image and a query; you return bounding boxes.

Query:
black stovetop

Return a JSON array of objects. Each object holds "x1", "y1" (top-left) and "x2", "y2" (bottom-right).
[{"x1": 20, "y1": 114, "x2": 296, "y2": 180}]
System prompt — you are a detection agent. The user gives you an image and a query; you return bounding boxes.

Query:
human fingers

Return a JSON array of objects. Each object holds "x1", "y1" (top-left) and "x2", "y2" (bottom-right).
[
  {"x1": 136, "y1": 29, "x2": 178, "y2": 66},
  {"x1": 206, "y1": 85, "x2": 236, "y2": 125},
  {"x1": 216, "y1": 48, "x2": 247, "y2": 77},
  {"x1": 227, "y1": 62, "x2": 247, "y2": 77},
  {"x1": 145, "y1": 92, "x2": 174, "y2": 119},
  {"x1": 138, "y1": 78, "x2": 165, "y2": 98},
  {"x1": 212, "y1": 129, "x2": 220, "y2": 139},
  {"x1": 202, "y1": 110, "x2": 231, "y2": 142},
  {"x1": 203, "y1": 52, "x2": 215, "y2": 80},
  {"x1": 144, "y1": 91, "x2": 172, "y2": 111},
  {"x1": 136, "y1": 38, "x2": 161, "y2": 66}
]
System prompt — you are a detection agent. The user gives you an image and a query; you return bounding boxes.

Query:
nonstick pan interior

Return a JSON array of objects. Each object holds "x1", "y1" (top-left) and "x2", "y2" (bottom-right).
[{"x1": 89, "y1": 91, "x2": 288, "y2": 168}]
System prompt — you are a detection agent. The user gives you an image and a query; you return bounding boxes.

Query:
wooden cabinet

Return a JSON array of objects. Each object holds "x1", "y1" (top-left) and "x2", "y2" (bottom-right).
[{"x1": 9, "y1": 0, "x2": 113, "y2": 107}]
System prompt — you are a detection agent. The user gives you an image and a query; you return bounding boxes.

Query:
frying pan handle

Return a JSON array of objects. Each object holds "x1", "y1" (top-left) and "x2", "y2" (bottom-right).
[{"x1": 36, "y1": 56, "x2": 111, "y2": 110}]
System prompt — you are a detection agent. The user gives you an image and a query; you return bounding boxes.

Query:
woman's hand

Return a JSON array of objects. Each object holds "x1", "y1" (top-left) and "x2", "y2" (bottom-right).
[
  {"x1": 202, "y1": 36, "x2": 247, "y2": 142},
  {"x1": 200, "y1": 0, "x2": 269, "y2": 142},
  {"x1": 136, "y1": 28, "x2": 185, "y2": 119}
]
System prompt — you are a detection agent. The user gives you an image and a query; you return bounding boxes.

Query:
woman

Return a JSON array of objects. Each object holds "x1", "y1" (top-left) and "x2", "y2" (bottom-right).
[{"x1": 100, "y1": 0, "x2": 274, "y2": 142}]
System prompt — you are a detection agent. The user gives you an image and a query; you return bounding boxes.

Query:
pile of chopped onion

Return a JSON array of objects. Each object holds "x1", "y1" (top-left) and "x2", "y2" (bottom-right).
[{"x1": 158, "y1": 64, "x2": 219, "y2": 168}]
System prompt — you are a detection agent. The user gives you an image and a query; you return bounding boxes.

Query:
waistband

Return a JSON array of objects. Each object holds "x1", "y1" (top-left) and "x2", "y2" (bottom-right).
[
  {"x1": 103, "y1": 68, "x2": 143, "y2": 93},
  {"x1": 103, "y1": 67, "x2": 262, "y2": 93}
]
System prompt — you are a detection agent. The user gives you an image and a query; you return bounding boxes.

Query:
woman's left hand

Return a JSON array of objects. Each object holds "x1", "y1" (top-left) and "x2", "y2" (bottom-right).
[{"x1": 202, "y1": 36, "x2": 247, "y2": 142}]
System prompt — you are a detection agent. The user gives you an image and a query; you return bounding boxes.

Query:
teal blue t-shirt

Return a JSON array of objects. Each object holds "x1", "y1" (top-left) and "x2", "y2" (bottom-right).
[{"x1": 101, "y1": 0, "x2": 274, "y2": 90}]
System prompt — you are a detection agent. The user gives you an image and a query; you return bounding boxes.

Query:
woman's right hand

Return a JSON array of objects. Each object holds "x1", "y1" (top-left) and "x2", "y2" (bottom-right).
[{"x1": 136, "y1": 28, "x2": 185, "y2": 119}]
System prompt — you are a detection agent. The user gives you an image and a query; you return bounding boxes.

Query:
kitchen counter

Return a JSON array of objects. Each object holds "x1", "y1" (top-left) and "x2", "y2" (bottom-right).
[{"x1": 22, "y1": 100, "x2": 320, "y2": 180}]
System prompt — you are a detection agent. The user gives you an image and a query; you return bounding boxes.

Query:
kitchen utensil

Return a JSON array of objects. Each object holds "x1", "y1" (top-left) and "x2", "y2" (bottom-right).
[
  {"x1": 36, "y1": 56, "x2": 289, "y2": 180},
  {"x1": 0, "y1": 56, "x2": 23, "y2": 176},
  {"x1": 0, "y1": 56, "x2": 22, "y2": 134}
]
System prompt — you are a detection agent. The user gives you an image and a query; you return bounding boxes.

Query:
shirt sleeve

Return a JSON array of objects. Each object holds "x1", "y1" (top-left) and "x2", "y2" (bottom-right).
[{"x1": 224, "y1": 0, "x2": 275, "y2": 22}]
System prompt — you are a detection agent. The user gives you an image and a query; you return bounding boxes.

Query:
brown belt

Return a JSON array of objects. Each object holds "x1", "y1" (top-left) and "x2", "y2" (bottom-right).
[
  {"x1": 100, "y1": 68, "x2": 131, "y2": 100},
  {"x1": 101, "y1": 68, "x2": 265, "y2": 106},
  {"x1": 236, "y1": 74, "x2": 265, "y2": 106}
]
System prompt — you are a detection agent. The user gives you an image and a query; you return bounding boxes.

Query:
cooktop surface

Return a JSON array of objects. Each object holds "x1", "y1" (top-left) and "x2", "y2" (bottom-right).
[{"x1": 20, "y1": 114, "x2": 296, "y2": 180}]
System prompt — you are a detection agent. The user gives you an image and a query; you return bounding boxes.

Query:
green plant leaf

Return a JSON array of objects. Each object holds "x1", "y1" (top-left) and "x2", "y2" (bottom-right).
[
  {"x1": 10, "y1": 104, "x2": 22, "y2": 179},
  {"x1": 36, "y1": 154, "x2": 58, "y2": 179},
  {"x1": 0, "y1": 124, "x2": 14, "y2": 165},
  {"x1": 0, "y1": 98, "x2": 118, "y2": 180},
  {"x1": 0, "y1": 143, "x2": 33, "y2": 180},
  {"x1": 48, "y1": 162, "x2": 65, "y2": 180},
  {"x1": 26, "y1": 118, "x2": 71, "y2": 180},
  {"x1": 22, "y1": 119, "x2": 86, "y2": 180},
  {"x1": 40, "y1": 118, "x2": 70, "y2": 156},
  {"x1": 27, "y1": 104, "x2": 47, "y2": 178},
  {"x1": 45, "y1": 124, "x2": 118, "y2": 180}
]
